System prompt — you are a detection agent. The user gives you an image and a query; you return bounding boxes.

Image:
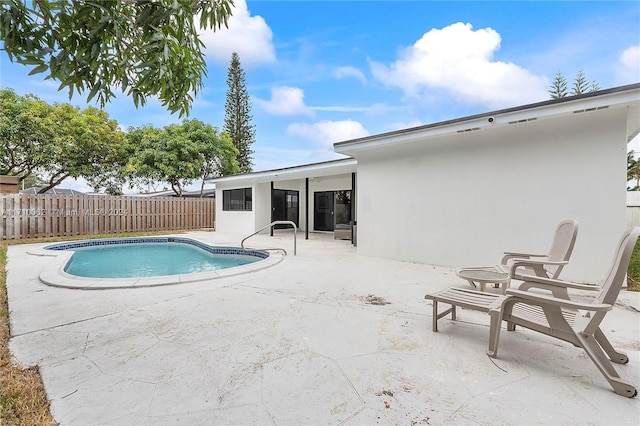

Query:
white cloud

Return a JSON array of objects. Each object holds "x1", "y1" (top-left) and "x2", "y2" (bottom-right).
[
  {"x1": 617, "y1": 45, "x2": 640, "y2": 84},
  {"x1": 199, "y1": 0, "x2": 276, "y2": 66},
  {"x1": 333, "y1": 66, "x2": 367, "y2": 84},
  {"x1": 286, "y1": 120, "x2": 369, "y2": 148},
  {"x1": 253, "y1": 146, "x2": 348, "y2": 171},
  {"x1": 370, "y1": 22, "x2": 548, "y2": 108},
  {"x1": 254, "y1": 86, "x2": 314, "y2": 116}
]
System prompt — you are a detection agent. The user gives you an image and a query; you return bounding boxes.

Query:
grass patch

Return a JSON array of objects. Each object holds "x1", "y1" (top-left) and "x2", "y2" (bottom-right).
[
  {"x1": 0, "y1": 230, "x2": 189, "y2": 424},
  {"x1": 0, "y1": 243, "x2": 56, "y2": 425},
  {"x1": 627, "y1": 239, "x2": 640, "y2": 291}
]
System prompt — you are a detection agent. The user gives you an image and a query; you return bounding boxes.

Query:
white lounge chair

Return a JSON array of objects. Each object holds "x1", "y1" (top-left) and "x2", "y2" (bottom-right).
[
  {"x1": 501, "y1": 219, "x2": 579, "y2": 280},
  {"x1": 487, "y1": 227, "x2": 640, "y2": 398},
  {"x1": 456, "y1": 219, "x2": 578, "y2": 293}
]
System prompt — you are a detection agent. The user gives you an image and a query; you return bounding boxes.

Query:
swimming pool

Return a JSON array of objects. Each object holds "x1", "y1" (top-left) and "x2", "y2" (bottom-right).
[{"x1": 33, "y1": 237, "x2": 282, "y2": 289}]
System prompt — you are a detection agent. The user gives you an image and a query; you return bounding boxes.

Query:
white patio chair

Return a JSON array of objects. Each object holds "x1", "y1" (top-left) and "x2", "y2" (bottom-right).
[
  {"x1": 457, "y1": 219, "x2": 578, "y2": 293},
  {"x1": 487, "y1": 227, "x2": 640, "y2": 398},
  {"x1": 500, "y1": 219, "x2": 579, "y2": 280}
]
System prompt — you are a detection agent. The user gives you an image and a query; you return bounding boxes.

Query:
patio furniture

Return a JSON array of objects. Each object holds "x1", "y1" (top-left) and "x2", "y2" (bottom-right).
[
  {"x1": 456, "y1": 267, "x2": 510, "y2": 293},
  {"x1": 500, "y1": 219, "x2": 579, "y2": 280},
  {"x1": 457, "y1": 219, "x2": 578, "y2": 292},
  {"x1": 487, "y1": 227, "x2": 640, "y2": 398},
  {"x1": 424, "y1": 287, "x2": 507, "y2": 333},
  {"x1": 334, "y1": 224, "x2": 352, "y2": 240}
]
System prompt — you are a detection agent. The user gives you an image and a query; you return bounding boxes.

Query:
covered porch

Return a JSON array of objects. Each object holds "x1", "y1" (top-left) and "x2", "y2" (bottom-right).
[{"x1": 213, "y1": 158, "x2": 357, "y2": 242}]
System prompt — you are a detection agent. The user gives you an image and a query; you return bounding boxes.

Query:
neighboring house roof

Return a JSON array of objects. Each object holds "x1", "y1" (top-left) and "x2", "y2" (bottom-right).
[
  {"x1": 210, "y1": 157, "x2": 357, "y2": 185},
  {"x1": 20, "y1": 187, "x2": 86, "y2": 196},
  {"x1": 334, "y1": 83, "x2": 640, "y2": 156}
]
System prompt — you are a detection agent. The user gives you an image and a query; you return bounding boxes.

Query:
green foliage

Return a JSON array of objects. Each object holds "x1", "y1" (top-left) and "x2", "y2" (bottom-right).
[
  {"x1": 549, "y1": 70, "x2": 600, "y2": 99},
  {"x1": 548, "y1": 72, "x2": 568, "y2": 99},
  {"x1": 572, "y1": 69, "x2": 589, "y2": 95},
  {"x1": 0, "y1": 0, "x2": 234, "y2": 117},
  {"x1": 40, "y1": 104, "x2": 128, "y2": 193},
  {"x1": 19, "y1": 174, "x2": 47, "y2": 190},
  {"x1": 125, "y1": 120, "x2": 239, "y2": 196},
  {"x1": 0, "y1": 88, "x2": 126, "y2": 192},
  {"x1": 0, "y1": 88, "x2": 57, "y2": 180},
  {"x1": 224, "y1": 52, "x2": 255, "y2": 173},
  {"x1": 628, "y1": 151, "x2": 640, "y2": 191},
  {"x1": 180, "y1": 120, "x2": 240, "y2": 195},
  {"x1": 627, "y1": 238, "x2": 640, "y2": 291}
]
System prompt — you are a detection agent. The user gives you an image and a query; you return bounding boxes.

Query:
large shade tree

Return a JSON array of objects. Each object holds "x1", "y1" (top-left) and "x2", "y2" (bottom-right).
[
  {"x1": 125, "y1": 120, "x2": 239, "y2": 196},
  {"x1": 0, "y1": 88, "x2": 57, "y2": 182},
  {"x1": 42, "y1": 104, "x2": 127, "y2": 194},
  {"x1": 0, "y1": 0, "x2": 234, "y2": 116},
  {"x1": 0, "y1": 88, "x2": 126, "y2": 193},
  {"x1": 180, "y1": 119, "x2": 239, "y2": 195}
]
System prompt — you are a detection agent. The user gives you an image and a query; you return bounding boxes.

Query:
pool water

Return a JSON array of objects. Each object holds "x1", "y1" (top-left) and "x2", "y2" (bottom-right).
[{"x1": 64, "y1": 243, "x2": 260, "y2": 278}]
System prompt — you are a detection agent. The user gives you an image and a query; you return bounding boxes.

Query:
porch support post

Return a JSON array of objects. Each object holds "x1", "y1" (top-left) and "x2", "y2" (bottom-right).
[
  {"x1": 270, "y1": 181, "x2": 274, "y2": 237},
  {"x1": 305, "y1": 177, "x2": 309, "y2": 240},
  {"x1": 351, "y1": 172, "x2": 356, "y2": 245}
]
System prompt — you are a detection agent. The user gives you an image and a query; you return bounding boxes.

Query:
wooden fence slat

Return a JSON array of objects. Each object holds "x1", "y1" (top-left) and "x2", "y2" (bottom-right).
[{"x1": 0, "y1": 194, "x2": 215, "y2": 240}]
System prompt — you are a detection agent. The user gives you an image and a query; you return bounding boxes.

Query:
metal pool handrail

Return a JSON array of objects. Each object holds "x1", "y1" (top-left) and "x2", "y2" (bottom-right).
[{"x1": 241, "y1": 221, "x2": 297, "y2": 255}]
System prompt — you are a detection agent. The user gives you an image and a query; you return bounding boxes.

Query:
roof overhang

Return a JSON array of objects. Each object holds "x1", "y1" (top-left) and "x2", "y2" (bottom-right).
[
  {"x1": 334, "y1": 84, "x2": 640, "y2": 157},
  {"x1": 210, "y1": 157, "x2": 357, "y2": 186}
]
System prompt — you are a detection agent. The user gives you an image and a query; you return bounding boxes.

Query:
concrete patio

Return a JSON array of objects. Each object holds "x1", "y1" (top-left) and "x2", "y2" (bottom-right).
[{"x1": 6, "y1": 231, "x2": 640, "y2": 425}]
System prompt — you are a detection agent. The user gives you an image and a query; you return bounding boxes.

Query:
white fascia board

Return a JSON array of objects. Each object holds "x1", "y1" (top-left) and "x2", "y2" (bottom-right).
[
  {"x1": 210, "y1": 158, "x2": 357, "y2": 187},
  {"x1": 334, "y1": 86, "x2": 640, "y2": 156}
]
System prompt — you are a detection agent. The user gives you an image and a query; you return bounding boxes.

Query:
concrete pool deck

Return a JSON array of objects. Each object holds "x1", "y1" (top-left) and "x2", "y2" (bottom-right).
[{"x1": 6, "y1": 230, "x2": 640, "y2": 425}]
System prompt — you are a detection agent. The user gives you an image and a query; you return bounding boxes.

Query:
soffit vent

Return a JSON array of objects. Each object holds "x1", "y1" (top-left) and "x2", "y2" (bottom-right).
[
  {"x1": 456, "y1": 127, "x2": 480, "y2": 133},
  {"x1": 508, "y1": 117, "x2": 538, "y2": 125},
  {"x1": 573, "y1": 105, "x2": 609, "y2": 114}
]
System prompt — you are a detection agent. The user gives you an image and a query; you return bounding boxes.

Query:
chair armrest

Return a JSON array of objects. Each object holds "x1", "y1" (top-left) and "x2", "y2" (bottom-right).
[
  {"x1": 514, "y1": 274, "x2": 600, "y2": 291},
  {"x1": 508, "y1": 259, "x2": 568, "y2": 278},
  {"x1": 503, "y1": 251, "x2": 547, "y2": 257},
  {"x1": 501, "y1": 251, "x2": 547, "y2": 264},
  {"x1": 504, "y1": 289, "x2": 612, "y2": 312}
]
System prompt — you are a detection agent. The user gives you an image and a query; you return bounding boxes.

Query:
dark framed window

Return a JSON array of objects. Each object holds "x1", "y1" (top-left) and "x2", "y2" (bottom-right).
[{"x1": 223, "y1": 188, "x2": 252, "y2": 211}]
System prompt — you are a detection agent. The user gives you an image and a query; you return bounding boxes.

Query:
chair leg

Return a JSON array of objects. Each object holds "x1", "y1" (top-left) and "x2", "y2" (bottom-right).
[
  {"x1": 487, "y1": 308, "x2": 502, "y2": 358},
  {"x1": 595, "y1": 328, "x2": 629, "y2": 364},
  {"x1": 576, "y1": 332, "x2": 637, "y2": 398},
  {"x1": 430, "y1": 299, "x2": 456, "y2": 332}
]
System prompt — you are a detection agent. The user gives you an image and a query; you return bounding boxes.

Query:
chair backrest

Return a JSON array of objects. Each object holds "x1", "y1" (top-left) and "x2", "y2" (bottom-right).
[
  {"x1": 546, "y1": 219, "x2": 579, "y2": 278},
  {"x1": 596, "y1": 227, "x2": 640, "y2": 307}
]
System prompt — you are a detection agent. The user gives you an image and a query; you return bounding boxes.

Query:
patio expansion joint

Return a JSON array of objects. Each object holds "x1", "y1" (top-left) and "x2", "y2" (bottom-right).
[{"x1": 10, "y1": 311, "x2": 121, "y2": 338}]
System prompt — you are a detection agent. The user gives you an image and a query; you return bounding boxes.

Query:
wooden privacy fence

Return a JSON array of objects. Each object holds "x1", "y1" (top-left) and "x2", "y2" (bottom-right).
[{"x1": 1, "y1": 194, "x2": 215, "y2": 240}]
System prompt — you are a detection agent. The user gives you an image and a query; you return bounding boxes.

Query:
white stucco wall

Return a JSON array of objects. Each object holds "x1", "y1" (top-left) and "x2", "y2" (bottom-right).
[
  {"x1": 253, "y1": 182, "x2": 272, "y2": 232},
  {"x1": 214, "y1": 182, "x2": 257, "y2": 237},
  {"x1": 354, "y1": 107, "x2": 629, "y2": 283}
]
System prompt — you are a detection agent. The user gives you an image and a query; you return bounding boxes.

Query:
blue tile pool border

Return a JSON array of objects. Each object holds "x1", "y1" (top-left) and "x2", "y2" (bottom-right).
[{"x1": 45, "y1": 237, "x2": 269, "y2": 260}]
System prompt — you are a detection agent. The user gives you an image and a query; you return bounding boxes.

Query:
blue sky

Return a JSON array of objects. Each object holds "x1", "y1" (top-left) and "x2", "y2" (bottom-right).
[{"x1": 1, "y1": 0, "x2": 639, "y2": 192}]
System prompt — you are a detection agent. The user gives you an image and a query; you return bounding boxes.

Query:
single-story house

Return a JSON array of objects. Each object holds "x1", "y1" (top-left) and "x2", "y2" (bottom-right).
[{"x1": 213, "y1": 83, "x2": 640, "y2": 283}]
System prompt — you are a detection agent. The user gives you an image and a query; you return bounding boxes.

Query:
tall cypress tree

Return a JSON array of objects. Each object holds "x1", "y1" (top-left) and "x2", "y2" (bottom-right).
[{"x1": 224, "y1": 52, "x2": 255, "y2": 173}]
